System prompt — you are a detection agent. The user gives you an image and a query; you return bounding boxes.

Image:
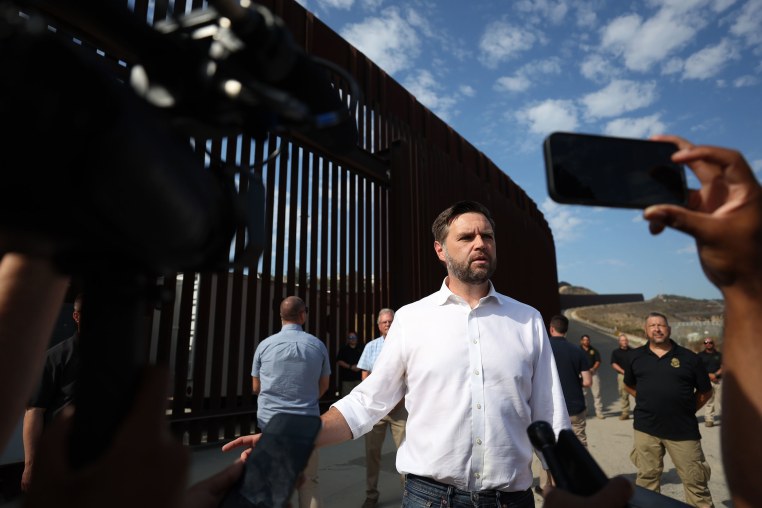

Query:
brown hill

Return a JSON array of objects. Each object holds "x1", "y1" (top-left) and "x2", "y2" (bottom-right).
[{"x1": 571, "y1": 294, "x2": 724, "y2": 350}]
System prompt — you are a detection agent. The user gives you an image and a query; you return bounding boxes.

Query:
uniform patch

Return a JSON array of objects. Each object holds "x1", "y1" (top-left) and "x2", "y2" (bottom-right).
[{"x1": 671, "y1": 358, "x2": 680, "y2": 368}]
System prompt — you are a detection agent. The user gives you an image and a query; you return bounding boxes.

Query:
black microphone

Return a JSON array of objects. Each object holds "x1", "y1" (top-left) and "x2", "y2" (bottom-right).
[{"x1": 526, "y1": 420, "x2": 571, "y2": 491}]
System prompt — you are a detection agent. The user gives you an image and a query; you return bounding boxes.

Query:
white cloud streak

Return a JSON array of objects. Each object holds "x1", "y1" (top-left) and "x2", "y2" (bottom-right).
[
  {"x1": 582, "y1": 79, "x2": 658, "y2": 118},
  {"x1": 682, "y1": 39, "x2": 740, "y2": 79},
  {"x1": 541, "y1": 198, "x2": 585, "y2": 243},
  {"x1": 516, "y1": 99, "x2": 579, "y2": 135},
  {"x1": 340, "y1": 7, "x2": 421, "y2": 75},
  {"x1": 478, "y1": 21, "x2": 538, "y2": 68},
  {"x1": 600, "y1": 8, "x2": 704, "y2": 72},
  {"x1": 403, "y1": 69, "x2": 459, "y2": 121},
  {"x1": 731, "y1": 0, "x2": 762, "y2": 47},
  {"x1": 604, "y1": 114, "x2": 667, "y2": 138}
]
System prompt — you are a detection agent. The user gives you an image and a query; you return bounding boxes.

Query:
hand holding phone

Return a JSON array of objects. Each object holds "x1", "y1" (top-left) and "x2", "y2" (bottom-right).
[
  {"x1": 221, "y1": 413, "x2": 322, "y2": 508},
  {"x1": 543, "y1": 132, "x2": 688, "y2": 209}
]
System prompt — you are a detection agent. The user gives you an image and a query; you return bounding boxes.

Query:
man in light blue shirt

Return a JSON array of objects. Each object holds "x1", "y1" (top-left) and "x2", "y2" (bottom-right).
[
  {"x1": 356, "y1": 308, "x2": 406, "y2": 508},
  {"x1": 252, "y1": 296, "x2": 331, "y2": 508}
]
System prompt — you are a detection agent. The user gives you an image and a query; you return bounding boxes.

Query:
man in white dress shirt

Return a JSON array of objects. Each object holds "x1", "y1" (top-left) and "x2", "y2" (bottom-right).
[{"x1": 225, "y1": 200, "x2": 569, "y2": 507}]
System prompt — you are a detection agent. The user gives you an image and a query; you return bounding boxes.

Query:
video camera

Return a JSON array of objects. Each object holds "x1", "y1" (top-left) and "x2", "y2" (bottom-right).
[{"x1": 0, "y1": 0, "x2": 357, "y2": 468}]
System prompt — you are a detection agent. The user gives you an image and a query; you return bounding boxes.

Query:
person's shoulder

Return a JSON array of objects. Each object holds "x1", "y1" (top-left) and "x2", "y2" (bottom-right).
[
  {"x1": 674, "y1": 342, "x2": 698, "y2": 357},
  {"x1": 398, "y1": 291, "x2": 440, "y2": 312},
  {"x1": 629, "y1": 344, "x2": 650, "y2": 357},
  {"x1": 490, "y1": 290, "x2": 543, "y2": 317},
  {"x1": 46, "y1": 333, "x2": 77, "y2": 357}
]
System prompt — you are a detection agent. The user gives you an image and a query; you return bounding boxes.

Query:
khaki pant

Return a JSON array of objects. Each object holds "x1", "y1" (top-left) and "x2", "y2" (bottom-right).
[
  {"x1": 630, "y1": 429, "x2": 713, "y2": 507},
  {"x1": 704, "y1": 380, "x2": 721, "y2": 424},
  {"x1": 297, "y1": 449, "x2": 322, "y2": 508},
  {"x1": 583, "y1": 372, "x2": 603, "y2": 416},
  {"x1": 364, "y1": 401, "x2": 407, "y2": 501},
  {"x1": 539, "y1": 410, "x2": 587, "y2": 491},
  {"x1": 617, "y1": 373, "x2": 632, "y2": 414}
]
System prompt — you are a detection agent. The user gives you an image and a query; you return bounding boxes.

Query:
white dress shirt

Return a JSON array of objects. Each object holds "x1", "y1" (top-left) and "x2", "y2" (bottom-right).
[{"x1": 332, "y1": 279, "x2": 569, "y2": 492}]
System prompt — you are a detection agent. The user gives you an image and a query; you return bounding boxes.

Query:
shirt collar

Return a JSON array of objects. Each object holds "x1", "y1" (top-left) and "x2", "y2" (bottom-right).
[
  {"x1": 434, "y1": 277, "x2": 498, "y2": 306},
  {"x1": 281, "y1": 323, "x2": 303, "y2": 331}
]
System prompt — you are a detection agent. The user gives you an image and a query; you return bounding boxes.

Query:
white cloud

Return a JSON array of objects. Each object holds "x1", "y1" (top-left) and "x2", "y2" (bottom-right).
[
  {"x1": 731, "y1": 0, "x2": 762, "y2": 46},
  {"x1": 576, "y1": 3, "x2": 598, "y2": 28},
  {"x1": 712, "y1": 0, "x2": 737, "y2": 11},
  {"x1": 478, "y1": 21, "x2": 537, "y2": 68},
  {"x1": 403, "y1": 69, "x2": 459, "y2": 121},
  {"x1": 734, "y1": 75, "x2": 760, "y2": 86},
  {"x1": 315, "y1": 0, "x2": 384, "y2": 9},
  {"x1": 496, "y1": 75, "x2": 532, "y2": 92},
  {"x1": 515, "y1": 0, "x2": 569, "y2": 24},
  {"x1": 541, "y1": 198, "x2": 585, "y2": 243},
  {"x1": 582, "y1": 79, "x2": 658, "y2": 118},
  {"x1": 682, "y1": 39, "x2": 740, "y2": 79},
  {"x1": 580, "y1": 54, "x2": 615, "y2": 82},
  {"x1": 340, "y1": 7, "x2": 420, "y2": 75},
  {"x1": 661, "y1": 57, "x2": 684, "y2": 75},
  {"x1": 495, "y1": 58, "x2": 562, "y2": 92},
  {"x1": 459, "y1": 85, "x2": 476, "y2": 97},
  {"x1": 516, "y1": 99, "x2": 579, "y2": 135},
  {"x1": 604, "y1": 114, "x2": 667, "y2": 138},
  {"x1": 600, "y1": 9, "x2": 703, "y2": 72},
  {"x1": 316, "y1": 0, "x2": 354, "y2": 8}
]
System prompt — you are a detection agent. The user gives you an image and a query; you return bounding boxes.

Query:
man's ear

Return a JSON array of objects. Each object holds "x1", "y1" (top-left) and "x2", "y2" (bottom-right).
[{"x1": 434, "y1": 241, "x2": 446, "y2": 263}]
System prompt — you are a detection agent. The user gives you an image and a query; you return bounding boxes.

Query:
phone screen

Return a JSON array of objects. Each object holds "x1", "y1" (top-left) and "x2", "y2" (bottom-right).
[
  {"x1": 544, "y1": 132, "x2": 688, "y2": 209},
  {"x1": 221, "y1": 413, "x2": 322, "y2": 508}
]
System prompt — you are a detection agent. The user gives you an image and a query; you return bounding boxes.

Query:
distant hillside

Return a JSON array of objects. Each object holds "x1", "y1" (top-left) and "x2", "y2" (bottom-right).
[
  {"x1": 558, "y1": 282, "x2": 597, "y2": 295},
  {"x1": 568, "y1": 293, "x2": 724, "y2": 351}
]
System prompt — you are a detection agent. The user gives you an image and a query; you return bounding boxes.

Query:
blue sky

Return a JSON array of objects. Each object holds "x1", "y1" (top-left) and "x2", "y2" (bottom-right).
[{"x1": 294, "y1": 0, "x2": 762, "y2": 300}]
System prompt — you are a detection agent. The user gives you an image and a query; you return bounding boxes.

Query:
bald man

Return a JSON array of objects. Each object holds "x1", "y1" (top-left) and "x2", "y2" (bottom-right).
[{"x1": 251, "y1": 296, "x2": 331, "y2": 508}]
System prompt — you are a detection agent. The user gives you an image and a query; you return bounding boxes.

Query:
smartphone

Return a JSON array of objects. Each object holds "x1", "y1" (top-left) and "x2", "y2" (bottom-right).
[
  {"x1": 543, "y1": 132, "x2": 688, "y2": 209},
  {"x1": 221, "y1": 413, "x2": 322, "y2": 508},
  {"x1": 528, "y1": 422, "x2": 692, "y2": 507}
]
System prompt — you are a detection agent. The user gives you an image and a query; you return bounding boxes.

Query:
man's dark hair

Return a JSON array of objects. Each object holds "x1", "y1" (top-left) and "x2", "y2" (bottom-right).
[
  {"x1": 431, "y1": 201, "x2": 495, "y2": 244},
  {"x1": 549, "y1": 314, "x2": 568, "y2": 334}
]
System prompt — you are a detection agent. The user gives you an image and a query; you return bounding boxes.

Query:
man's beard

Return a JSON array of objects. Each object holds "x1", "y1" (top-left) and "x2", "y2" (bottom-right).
[{"x1": 444, "y1": 249, "x2": 496, "y2": 284}]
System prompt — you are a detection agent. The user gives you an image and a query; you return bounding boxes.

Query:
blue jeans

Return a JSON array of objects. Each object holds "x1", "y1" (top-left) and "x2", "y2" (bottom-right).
[{"x1": 402, "y1": 474, "x2": 534, "y2": 508}]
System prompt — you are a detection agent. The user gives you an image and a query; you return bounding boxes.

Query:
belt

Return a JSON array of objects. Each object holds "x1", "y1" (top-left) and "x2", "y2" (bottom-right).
[{"x1": 406, "y1": 474, "x2": 529, "y2": 499}]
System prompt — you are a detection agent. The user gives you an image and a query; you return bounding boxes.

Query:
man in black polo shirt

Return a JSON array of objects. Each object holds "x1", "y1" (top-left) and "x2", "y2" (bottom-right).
[
  {"x1": 624, "y1": 312, "x2": 713, "y2": 507},
  {"x1": 538, "y1": 315, "x2": 592, "y2": 495},
  {"x1": 610, "y1": 334, "x2": 633, "y2": 420},
  {"x1": 580, "y1": 334, "x2": 604, "y2": 419},
  {"x1": 21, "y1": 294, "x2": 82, "y2": 492},
  {"x1": 697, "y1": 337, "x2": 723, "y2": 428}
]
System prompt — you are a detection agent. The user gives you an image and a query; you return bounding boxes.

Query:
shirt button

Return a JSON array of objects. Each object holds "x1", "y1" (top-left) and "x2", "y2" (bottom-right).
[
  {"x1": 474, "y1": 473, "x2": 481, "y2": 479},
  {"x1": 476, "y1": 438, "x2": 482, "y2": 445},
  {"x1": 473, "y1": 339, "x2": 478, "y2": 344},
  {"x1": 476, "y1": 403, "x2": 482, "y2": 409},
  {"x1": 474, "y1": 370, "x2": 480, "y2": 376}
]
